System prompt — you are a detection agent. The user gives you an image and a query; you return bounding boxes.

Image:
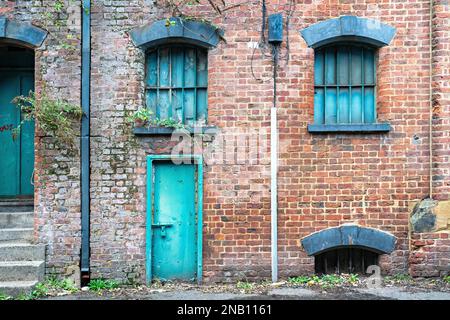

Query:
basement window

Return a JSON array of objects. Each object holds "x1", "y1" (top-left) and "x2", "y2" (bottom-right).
[{"x1": 314, "y1": 247, "x2": 379, "y2": 274}]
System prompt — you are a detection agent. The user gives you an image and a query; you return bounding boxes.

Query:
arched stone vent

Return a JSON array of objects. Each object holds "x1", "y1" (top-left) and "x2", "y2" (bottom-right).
[{"x1": 302, "y1": 224, "x2": 396, "y2": 274}]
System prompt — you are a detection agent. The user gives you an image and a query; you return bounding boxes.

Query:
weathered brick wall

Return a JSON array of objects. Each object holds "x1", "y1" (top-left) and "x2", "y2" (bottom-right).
[
  {"x1": 275, "y1": 0, "x2": 433, "y2": 277},
  {"x1": 88, "y1": 0, "x2": 441, "y2": 282},
  {"x1": 409, "y1": 0, "x2": 450, "y2": 278},
  {"x1": 410, "y1": 232, "x2": 450, "y2": 277},
  {"x1": 432, "y1": 0, "x2": 450, "y2": 201},
  {"x1": 202, "y1": 0, "x2": 433, "y2": 279},
  {"x1": 0, "y1": 0, "x2": 82, "y2": 277},
  {"x1": 89, "y1": 0, "x2": 159, "y2": 282},
  {"x1": 4, "y1": 0, "x2": 448, "y2": 283}
]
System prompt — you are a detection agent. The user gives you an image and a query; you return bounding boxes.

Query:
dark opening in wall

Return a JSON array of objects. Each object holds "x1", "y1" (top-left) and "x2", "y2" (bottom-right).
[
  {"x1": 315, "y1": 247, "x2": 379, "y2": 274},
  {"x1": 0, "y1": 45, "x2": 35, "y2": 69}
]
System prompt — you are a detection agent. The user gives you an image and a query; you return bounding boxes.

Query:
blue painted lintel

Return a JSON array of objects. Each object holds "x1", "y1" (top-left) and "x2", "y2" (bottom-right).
[
  {"x1": 130, "y1": 17, "x2": 223, "y2": 50},
  {"x1": 301, "y1": 224, "x2": 397, "y2": 256},
  {"x1": 0, "y1": 16, "x2": 47, "y2": 48},
  {"x1": 308, "y1": 123, "x2": 391, "y2": 133},
  {"x1": 300, "y1": 16, "x2": 396, "y2": 49}
]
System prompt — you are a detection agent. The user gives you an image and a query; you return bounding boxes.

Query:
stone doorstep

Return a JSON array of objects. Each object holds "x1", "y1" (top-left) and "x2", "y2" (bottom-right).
[
  {"x1": 0, "y1": 212, "x2": 34, "y2": 228},
  {"x1": 0, "y1": 243, "x2": 45, "y2": 261},
  {"x1": 0, "y1": 199, "x2": 34, "y2": 213},
  {"x1": 0, "y1": 206, "x2": 34, "y2": 213},
  {"x1": 0, "y1": 261, "x2": 44, "y2": 282},
  {"x1": 0, "y1": 281, "x2": 38, "y2": 297},
  {"x1": 0, "y1": 228, "x2": 33, "y2": 243}
]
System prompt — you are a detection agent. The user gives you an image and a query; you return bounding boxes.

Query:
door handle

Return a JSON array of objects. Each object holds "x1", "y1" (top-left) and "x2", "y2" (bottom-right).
[{"x1": 151, "y1": 223, "x2": 173, "y2": 238}]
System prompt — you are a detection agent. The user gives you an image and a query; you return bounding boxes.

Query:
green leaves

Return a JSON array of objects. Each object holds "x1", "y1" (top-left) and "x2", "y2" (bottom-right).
[
  {"x1": 236, "y1": 281, "x2": 253, "y2": 290},
  {"x1": 0, "y1": 292, "x2": 13, "y2": 300},
  {"x1": 288, "y1": 274, "x2": 360, "y2": 288},
  {"x1": 127, "y1": 107, "x2": 187, "y2": 129},
  {"x1": 54, "y1": 0, "x2": 65, "y2": 12},
  {"x1": 153, "y1": 117, "x2": 186, "y2": 129},
  {"x1": 30, "y1": 282, "x2": 49, "y2": 299},
  {"x1": 46, "y1": 276, "x2": 78, "y2": 293},
  {"x1": 384, "y1": 273, "x2": 412, "y2": 284},
  {"x1": 88, "y1": 279, "x2": 120, "y2": 292},
  {"x1": 165, "y1": 18, "x2": 177, "y2": 27},
  {"x1": 12, "y1": 91, "x2": 82, "y2": 147},
  {"x1": 127, "y1": 107, "x2": 153, "y2": 123},
  {"x1": 287, "y1": 275, "x2": 311, "y2": 284}
]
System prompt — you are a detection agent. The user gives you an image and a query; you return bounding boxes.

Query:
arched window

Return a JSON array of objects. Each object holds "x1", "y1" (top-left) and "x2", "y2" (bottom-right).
[
  {"x1": 130, "y1": 18, "x2": 222, "y2": 130},
  {"x1": 145, "y1": 46, "x2": 208, "y2": 125},
  {"x1": 301, "y1": 16, "x2": 396, "y2": 132},
  {"x1": 314, "y1": 44, "x2": 376, "y2": 125}
]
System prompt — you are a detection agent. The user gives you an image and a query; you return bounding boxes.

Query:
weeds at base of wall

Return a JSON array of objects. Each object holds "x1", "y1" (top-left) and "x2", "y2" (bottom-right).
[
  {"x1": 288, "y1": 274, "x2": 360, "y2": 289},
  {"x1": 0, "y1": 277, "x2": 121, "y2": 300},
  {"x1": 443, "y1": 275, "x2": 450, "y2": 284},
  {"x1": 384, "y1": 273, "x2": 413, "y2": 284},
  {"x1": 87, "y1": 279, "x2": 120, "y2": 292},
  {"x1": 0, "y1": 276, "x2": 79, "y2": 301}
]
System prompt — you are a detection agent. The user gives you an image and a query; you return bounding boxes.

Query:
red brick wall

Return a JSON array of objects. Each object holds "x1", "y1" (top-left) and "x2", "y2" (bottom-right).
[
  {"x1": 410, "y1": 232, "x2": 450, "y2": 277},
  {"x1": 3, "y1": 0, "x2": 448, "y2": 282},
  {"x1": 200, "y1": 0, "x2": 434, "y2": 280},
  {"x1": 55, "y1": 0, "x2": 450, "y2": 281},
  {"x1": 432, "y1": 0, "x2": 450, "y2": 201},
  {"x1": 408, "y1": 0, "x2": 450, "y2": 278}
]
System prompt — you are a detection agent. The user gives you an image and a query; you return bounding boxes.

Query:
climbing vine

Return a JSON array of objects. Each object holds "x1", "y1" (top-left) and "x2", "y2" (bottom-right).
[{"x1": 39, "y1": 0, "x2": 81, "y2": 52}]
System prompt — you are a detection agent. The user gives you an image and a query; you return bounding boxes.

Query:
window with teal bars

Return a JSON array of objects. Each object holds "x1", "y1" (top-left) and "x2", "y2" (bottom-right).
[
  {"x1": 314, "y1": 45, "x2": 376, "y2": 125},
  {"x1": 145, "y1": 46, "x2": 208, "y2": 125}
]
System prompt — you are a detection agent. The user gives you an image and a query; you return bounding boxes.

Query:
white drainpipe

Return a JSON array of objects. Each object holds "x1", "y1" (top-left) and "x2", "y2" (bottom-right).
[
  {"x1": 270, "y1": 43, "x2": 280, "y2": 282},
  {"x1": 271, "y1": 105, "x2": 278, "y2": 282}
]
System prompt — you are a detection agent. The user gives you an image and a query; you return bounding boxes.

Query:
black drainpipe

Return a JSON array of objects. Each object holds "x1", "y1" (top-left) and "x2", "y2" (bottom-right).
[{"x1": 80, "y1": 0, "x2": 91, "y2": 285}]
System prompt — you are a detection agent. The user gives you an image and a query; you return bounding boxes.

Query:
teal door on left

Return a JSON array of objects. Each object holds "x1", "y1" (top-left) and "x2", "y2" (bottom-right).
[
  {"x1": 0, "y1": 71, "x2": 35, "y2": 197},
  {"x1": 151, "y1": 162, "x2": 197, "y2": 281}
]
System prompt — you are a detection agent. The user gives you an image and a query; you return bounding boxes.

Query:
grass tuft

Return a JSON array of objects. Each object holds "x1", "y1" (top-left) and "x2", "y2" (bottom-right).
[{"x1": 88, "y1": 279, "x2": 120, "y2": 292}]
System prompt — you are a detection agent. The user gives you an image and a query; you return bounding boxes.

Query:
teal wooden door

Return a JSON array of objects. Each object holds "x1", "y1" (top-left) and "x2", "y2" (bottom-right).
[
  {"x1": 0, "y1": 71, "x2": 35, "y2": 197},
  {"x1": 151, "y1": 162, "x2": 197, "y2": 281}
]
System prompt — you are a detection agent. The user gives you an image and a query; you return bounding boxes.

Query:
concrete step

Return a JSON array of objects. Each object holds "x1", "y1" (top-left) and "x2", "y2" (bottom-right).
[
  {"x1": 0, "y1": 243, "x2": 45, "y2": 261},
  {"x1": 0, "y1": 228, "x2": 33, "y2": 243},
  {"x1": 0, "y1": 212, "x2": 33, "y2": 229},
  {"x1": 0, "y1": 280, "x2": 37, "y2": 297},
  {"x1": 0, "y1": 261, "x2": 44, "y2": 282},
  {"x1": 0, "y1": 199, "x2": 33, "y2": 213}
]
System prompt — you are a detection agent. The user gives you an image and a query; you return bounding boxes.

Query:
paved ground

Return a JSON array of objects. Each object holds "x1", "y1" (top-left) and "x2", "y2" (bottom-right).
[
  {"x1": 41, "y1": 287, "x2": 450, "y2": 300},
  {"x1": 41, "y1": 278, "x2": 450, "y2": 300}
]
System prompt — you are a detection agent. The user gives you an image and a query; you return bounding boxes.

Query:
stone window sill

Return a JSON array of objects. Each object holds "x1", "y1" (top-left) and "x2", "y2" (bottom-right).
[
  {"x1": 307, "y1": 123, "x2": 391, "y2": 133},
  {"x1": 133, "y1": 126, "x2": 218, "y2": 136}
]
